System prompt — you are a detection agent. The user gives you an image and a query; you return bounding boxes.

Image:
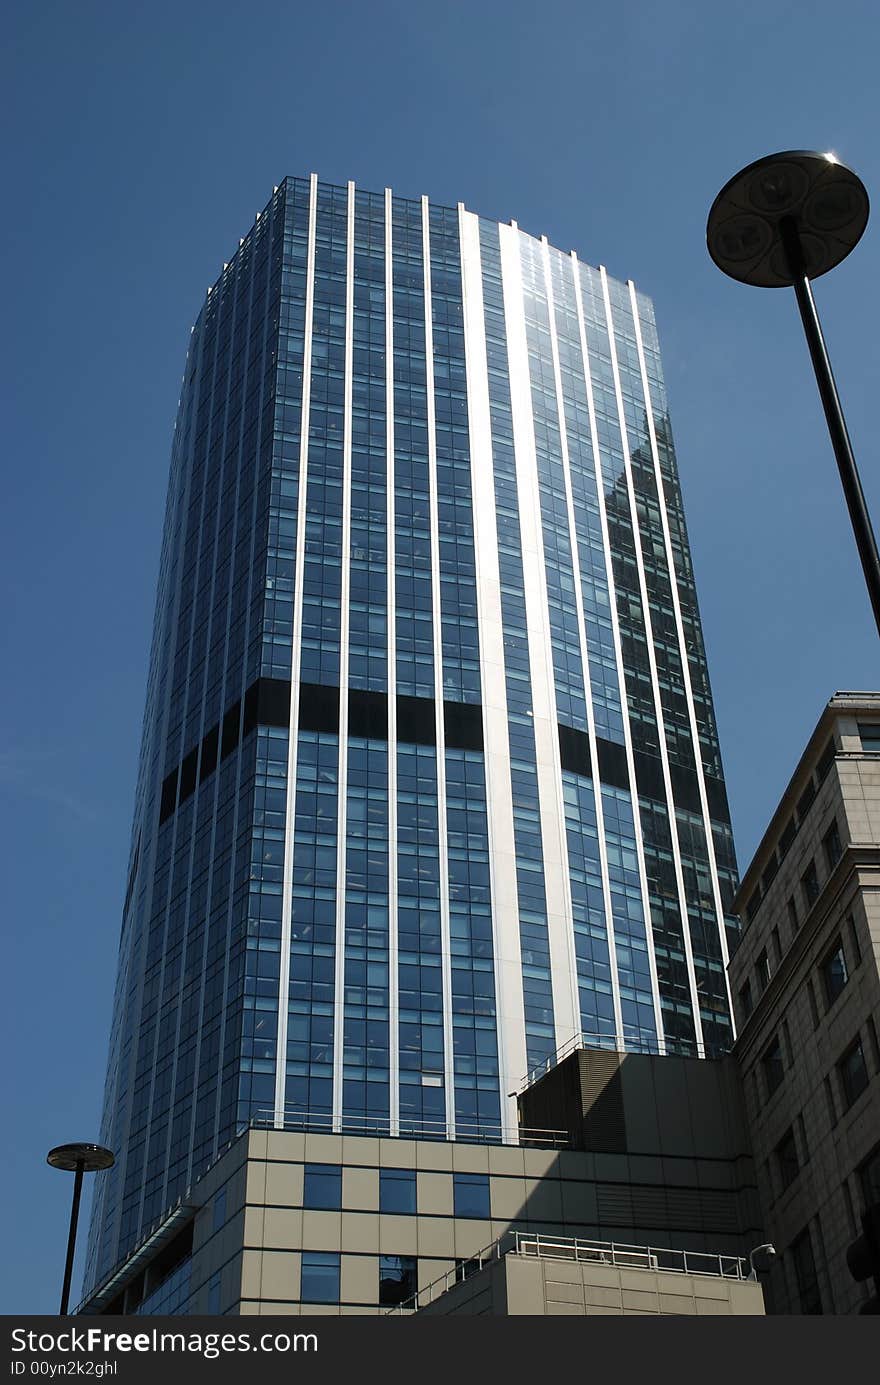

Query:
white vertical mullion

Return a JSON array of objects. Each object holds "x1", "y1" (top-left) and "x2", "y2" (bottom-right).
[
  {"x1": 385, "y1": 187, "x2": 400, "y2": 1134},
  {"x1": 459, "y1": 206, "x2": 526, "y2": 1134},
  {"x1": 422, "y1": 196, "x2": 456, "y2": 1136},
  {"x1": 275, "y1": 171, "x2": 318, "y2": 1125},
  {"x1": 331, "y1": 182, "x2": 356, "y2": 1130},
  {"x1": 570, "y1": 255, "x2": 665, "y2": 1051},
  {"x1": 541, "y1": 238, "x2": 623, "y2": 1049},
  {"x1": 499, "y1": 223, "x2": 579, "y2": 1056},
  {"x1": 628, "y1": 281, "x2": 735, "y2": 1035},
  {"x1": 600, "y1": 266, "x2": 704, "y2": 1050}
]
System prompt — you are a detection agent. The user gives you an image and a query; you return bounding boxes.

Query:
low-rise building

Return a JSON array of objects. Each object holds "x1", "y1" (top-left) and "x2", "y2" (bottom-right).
[{"x1": 729, "y1": 692, "x2": 880, "y2": 1314}]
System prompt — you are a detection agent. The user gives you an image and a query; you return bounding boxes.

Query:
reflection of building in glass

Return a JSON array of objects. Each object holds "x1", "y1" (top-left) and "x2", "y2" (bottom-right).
[{"x1": 84, "y1": 177, "x2": 739, "y2": 1297}]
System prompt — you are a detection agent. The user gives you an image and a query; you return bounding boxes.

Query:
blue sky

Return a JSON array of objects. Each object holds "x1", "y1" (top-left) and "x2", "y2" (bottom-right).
[{"x1": 2, "y1": 0, "x2": 878, "y2": 1313}]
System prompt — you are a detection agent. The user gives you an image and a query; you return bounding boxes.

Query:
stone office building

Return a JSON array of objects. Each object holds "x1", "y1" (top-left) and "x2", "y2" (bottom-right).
[{"x1": 729, "y1": 692, "x2": 880, "y2": 1315}]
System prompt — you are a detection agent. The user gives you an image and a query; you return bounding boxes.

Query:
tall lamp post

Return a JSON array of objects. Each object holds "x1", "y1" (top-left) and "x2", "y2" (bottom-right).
[
  {"x1": 47, "y1": 1143, "x2": 114, "y2": 1315},
  {"x1": 706, "y1": 150, "x2": 880, "y2": 635}
]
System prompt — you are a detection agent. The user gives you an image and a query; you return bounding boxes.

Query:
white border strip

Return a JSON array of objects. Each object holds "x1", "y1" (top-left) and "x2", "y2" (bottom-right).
[
  {"x1": 499, "y1": 223, "x2": 579, "y2": 1054},
  {"x1": 422, "y1": 195, "x2": 456, "y2": 1136},
  {"x1": 275, "y1": 171, "x2": 319, "y2": 1124},
  {"x1": 331, "y1": 181, "x2": 356, "y2": 1129},
  {"x1": 459, "y1": 206, "x2": 526, "y2": 1133},
  {"x1": 386, "y1": 187, "x2": 401, "y2": 1134}
]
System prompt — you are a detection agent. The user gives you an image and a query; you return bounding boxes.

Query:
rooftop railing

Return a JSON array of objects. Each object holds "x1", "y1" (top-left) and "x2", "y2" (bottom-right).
[
  {"x1": 386, "y1": 1230, "x2": 750, "y2": 1314},
  {"x1": 250, "y1": 1109, "x2": 569, "y2": 1148}
]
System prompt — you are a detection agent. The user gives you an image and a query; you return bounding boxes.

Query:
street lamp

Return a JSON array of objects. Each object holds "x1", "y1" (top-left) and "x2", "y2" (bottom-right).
[
  {"x1": 47, "y1": 1143, "x2": 115, "y2": 1315},
  {"x1": 706, "y1": 150, "x2": 880, "y2": 635}
]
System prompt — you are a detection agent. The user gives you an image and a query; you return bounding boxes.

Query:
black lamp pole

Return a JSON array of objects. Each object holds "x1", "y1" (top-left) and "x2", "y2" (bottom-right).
[
  {"x1": 48, "y1": 1143, "x2": 115, "y2": 1315},
  {"x1": 707, "y1": 150, "x2": 879, "y2": 635}
]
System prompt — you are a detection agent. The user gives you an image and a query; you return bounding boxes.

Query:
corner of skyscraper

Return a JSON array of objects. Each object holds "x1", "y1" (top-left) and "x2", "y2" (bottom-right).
[{"x1": 82, "y1": 174, "x2": 740, "y2": 1298}]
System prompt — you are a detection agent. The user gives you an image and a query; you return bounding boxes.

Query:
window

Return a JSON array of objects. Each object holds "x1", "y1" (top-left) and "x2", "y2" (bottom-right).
[
  {"x1": 775, "y1": 1126, "x2": 800, "y2": 1191},
  {"x1": 380, "y1": 1169, "x2": 416, "y2": 1215},
  {"x1": 755, "y1": 949, "x2": 771, "y2": 992},
  {"x1": 303, "y1": 1164, "x2": 342, "y2": 1210},
  {"x1": 801, "y1": 860, "x2": 820, "y2": 911},
  {"x1": 738, "y1": 980, "x2": 753, "y2": 1023},
  {"x1": 822, "y1": 820, "x2": 842, "y2": 872},
  {"x1": 453, "y1": 1173, "x2": 490, "y2": 1218},
  {"x1": 212, "y1": 1188, "x2": 227, "y2": 1234},
  {"x1": 823, "y1": 1075, "x2": 837, "y2": 1127},
  {"x1": 859, "y1": 1145, "x2": 880, "y2": 1207},
  {"x1": 745, "y1": 889, "x2": 761, "y2": 923},
  {"x1": 771, "y1": 926, "x2": 782, "y2": 966},
  {"x1": 787, "y1": 896, "x2": 799, "y2": 934},
  {"x1": 761, "y1": 1035, "x2": 784, "y2": 1097},
  {"x1": 378, "y1": 1255, "x2": 418, "y2": 1306},
  {"x1": 790, "y1": 1227, "x2": 822, "y2": 1314},
  {"x1": 838, "y1": 1036, "x2": 869, "y2": 1110},
  {"x1": 797, "y1": 777, "x2": 816, "y2": 821},
  {"x1": 207, "y1": 1272, "x2": 221, "y2": 1315},
  {"x1": 807, "y1": 978, "x2": 820, "y2": 1029},
  {"x1": 816, "y1": 738, "x2": 836, "y2": 782},
  {"x1": 849, "y1": 914, "x2": 862, "y2": 967},
  {"x1": 300, "y1": 1251, "x2": 339, "y2": 1304},
  {"x1": 858, "y1": 722, "x2": 880, "y2": 752},
  {"x1": 820, "y1": 937, "x2": 848, "y2": 1008}
]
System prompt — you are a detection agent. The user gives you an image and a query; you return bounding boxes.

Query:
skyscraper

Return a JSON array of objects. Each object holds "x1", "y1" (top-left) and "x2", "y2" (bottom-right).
[{"x1": 84, "y1": 175, "x2": 739, "y2": 1296}]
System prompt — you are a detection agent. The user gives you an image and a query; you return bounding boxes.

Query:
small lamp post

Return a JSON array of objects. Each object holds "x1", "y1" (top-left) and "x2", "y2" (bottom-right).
[
  {"x1": 47, "y1": 1143, "x2": 115, "y2": 1315},
  {"x1": 707, "y1": 150, "x2": 880, "y2": 634}
]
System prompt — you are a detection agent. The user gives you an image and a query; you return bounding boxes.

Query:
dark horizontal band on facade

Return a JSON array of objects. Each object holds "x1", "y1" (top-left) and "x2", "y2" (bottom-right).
[
  {"x1": 557, "y1": 722, "x2": 729, "y2": 820},
  {"x1": 159, "y1": 679, "x2": 730, "y2": 827},
  {"x1": 159, "y1": 679, "x2": 485, "y2": 825}
]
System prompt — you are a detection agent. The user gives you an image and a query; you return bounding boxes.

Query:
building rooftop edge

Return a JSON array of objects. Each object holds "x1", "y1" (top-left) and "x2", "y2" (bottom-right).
[
  {"x1": 199, "y1": 174, "x2": 645, "y2": 314},
  {"x1": 734, "y1": 690, "x2": 880, "y2": 909}
]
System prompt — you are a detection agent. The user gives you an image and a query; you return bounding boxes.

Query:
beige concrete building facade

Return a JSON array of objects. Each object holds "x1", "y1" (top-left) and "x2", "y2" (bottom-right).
[
  {"x1": 729, "y1": 693, "x2": 880, "y2": 1315},
  {"x1": 408, "y1": 1234, "x2": 764, "y2": 1315}
]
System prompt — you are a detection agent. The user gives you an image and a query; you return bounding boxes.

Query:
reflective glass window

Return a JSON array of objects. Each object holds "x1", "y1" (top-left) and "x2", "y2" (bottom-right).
[
  {"x1": 453, "y1": 1173, "x2": 490, "y2": 1218},
  {"x1": 303, "y1": 1164, "x2": 342, "y2": 1210},
  {"x1": 380, "y1": 1169, "x2": 417, "y2": 1215},
  {"x1": 300, "y1": 1251, "x2": 339, "y2": 1304}
]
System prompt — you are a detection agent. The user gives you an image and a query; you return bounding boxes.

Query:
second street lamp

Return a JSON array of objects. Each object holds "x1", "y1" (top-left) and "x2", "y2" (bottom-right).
[{"x1": 707, "y1": 150, "x2": 880, "y2": 636}]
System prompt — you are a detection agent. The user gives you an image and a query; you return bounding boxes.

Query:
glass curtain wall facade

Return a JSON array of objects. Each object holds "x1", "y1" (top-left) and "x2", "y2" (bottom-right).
[{"x1": 84, "y1": 176, "x2": 739, "y2": 1294}]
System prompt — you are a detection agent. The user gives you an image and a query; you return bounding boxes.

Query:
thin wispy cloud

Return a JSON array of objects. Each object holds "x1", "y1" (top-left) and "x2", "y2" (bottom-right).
[{"x1": 0, "y1": 748, "x2": 98, "y2": 823}]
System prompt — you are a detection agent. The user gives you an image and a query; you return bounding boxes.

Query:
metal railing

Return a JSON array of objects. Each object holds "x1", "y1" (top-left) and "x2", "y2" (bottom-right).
[
  {"x1": 250, "y1": 1108, "x2": 569, "y2": 1148},
  {"x1": 386, "y1": 1230, "x2": 750, "y2": 1314},
  {"x1": 520, "y1": 1029, "x2": 727, "y2": 1091}
]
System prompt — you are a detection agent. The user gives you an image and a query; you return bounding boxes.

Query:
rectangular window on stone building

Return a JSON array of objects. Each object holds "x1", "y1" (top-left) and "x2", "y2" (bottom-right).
[
  {"x1": 761, "y1": 1035, "x2": 785, "y2": 1097},
  {"x1": 790, "y1": 1227, "x2": 822, "y2": 1314},
  {"x1": 859, "y1": 1145, "x2": 880, "y2": 1207},
  {"x1": 822, "y1": 820, "x2": 842, "y2": 872},
  {"x1": 771, "y1": 926, "x2": 782, "y2": 967},
  {"x1": 848, "y1": 914, "x2": 862, "y2": 967},
  {"x1": 775, "y1": 1126, "x2": 800, "y2": 1191},
  {"x1": 820, "y1": 937, "x2": 848, "y2": 1009},
  {"x1": 738, "y1": 979, "x2": 753, "y2": 1022},
  {"x1": 787, "y1": 896, "x2": 799, "y2": 935},
  {"x1": 756, "y1": 949, "x2": 771, "y2": 992},
  {"x1": 801, "y1": 860, "x2": 820, "y2": 911},
  {"x1": 838, "y1": 1036, "x2": 869, "y2": 1111},
  {"x1": 858, "y1": 723, "x2": 880, "y2": 752}
]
